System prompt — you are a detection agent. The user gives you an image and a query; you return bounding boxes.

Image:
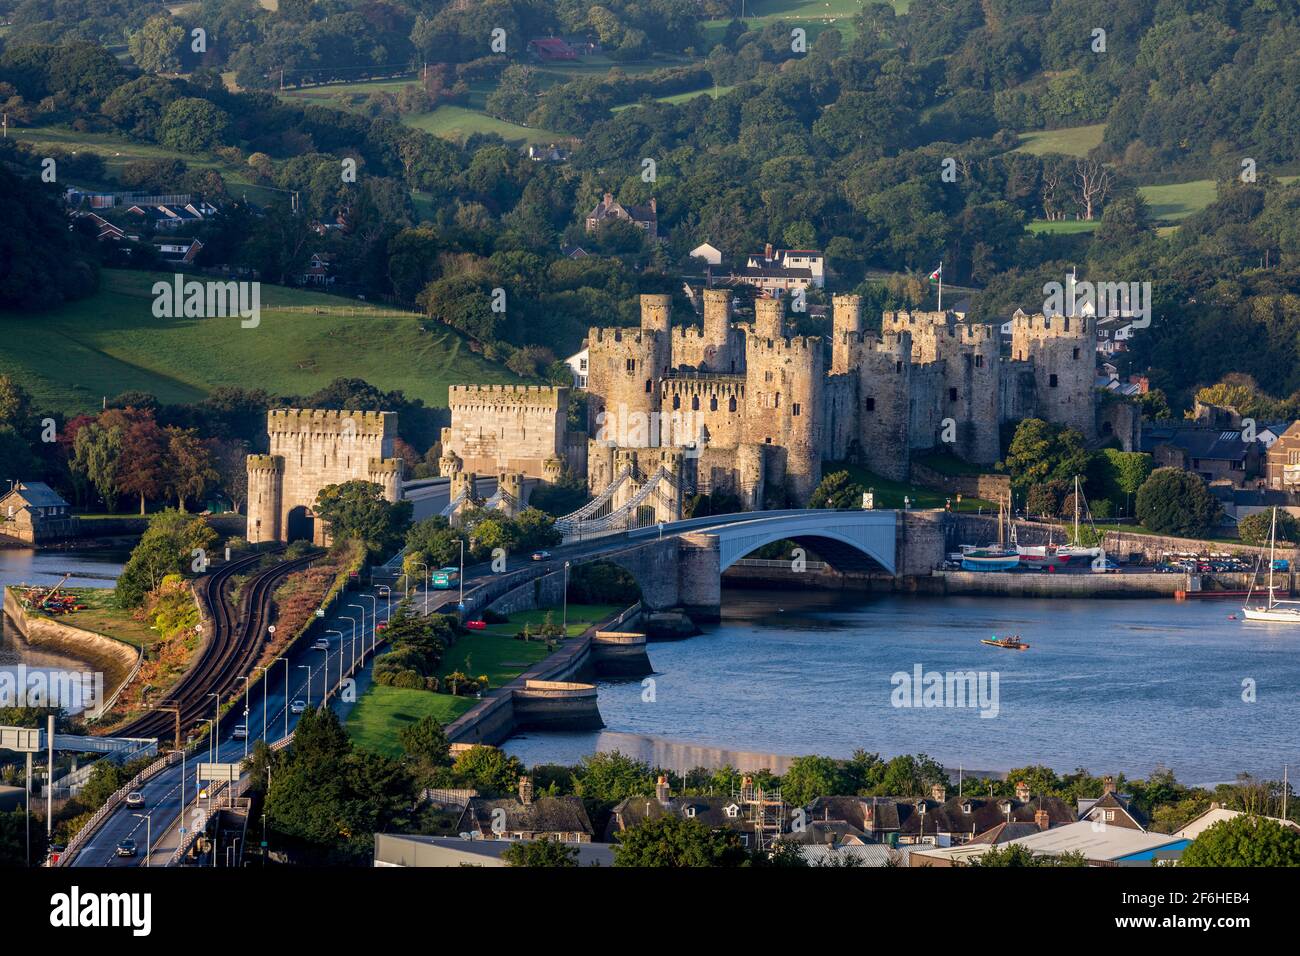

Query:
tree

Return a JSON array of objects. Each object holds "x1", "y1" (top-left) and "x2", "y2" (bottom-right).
[
  {"x1": 212, "y1": 438, "x2": 250, "y2": 513},
  {"x1": 613, "y1": 816, "x2": 749, "y2": 867},
  {"x1": 1135, "y1": 468, "x2": 1224, "y2": 538},
  {"x1": 502, "y1": 839, "x2": 581, "y2": 867},
  {"x1": 114, "y1": 509, "x2": 218, "y2": 608},
  {"x1": 102, "y1": 408, "x2": 166, "y2": 514},
  {"x1": 967, "y1": 844, "x2": 1087, "y2": 867},
  {"x1": 71, "y1": 420, "x2": 124, "y2": 512},
  {"x1": 1180, "y1": 814, "x2": 1300, "y2": 867},
  {"x1": 0, "y1": 375, "x2": 33, "y2": 431},
  {"x1": 157, "y1": 97, "x2": 231, "y2": 153},
  {"x1": 449, "y1": 745, "x2": 526, "y2": 795},
  {"x1": 127, "y1": 15, "x2": 185, "y2": 73},
  {"x1": 808, "y1": 470, "x2": 866, "y2": 509},
  {"x1": 165, "y1": 426, "x2": 218, "y2": 512},
  {"x1": 314, "y1": 480, "x2": 412, "y2": 556},
  {"x1": 398, "y1": 715, "x2": 451, "y2": 778},
  {"x1": 572, "y1": 751, "x2": 655, "y2": 803},
  {"x1": 780, "y1": 755, "x2": 850, "y2": 807},
  {"x1": 1238, "y1": 509, "x2": 1300, "y2": 547}
]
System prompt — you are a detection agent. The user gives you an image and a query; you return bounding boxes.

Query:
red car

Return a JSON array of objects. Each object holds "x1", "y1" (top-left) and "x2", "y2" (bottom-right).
[{"x1": 464, "y1": 619, "x2": 487, "y2": 631}]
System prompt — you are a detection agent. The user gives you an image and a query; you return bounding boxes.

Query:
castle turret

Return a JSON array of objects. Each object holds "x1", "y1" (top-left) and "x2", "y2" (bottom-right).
[
  {"x1": 753, "y1": 296, "x2": 787, "y2": 340},
  {"x1": 246, "y1": 454, "x2": 284, "y2": 544},
  {"x1": 856, "y1": 332, "x2": 913, "y2": 481},
  {"x1": 585, "y1": 326, "x2": 668, "y2": 439},
  {"x1": 831, "y1": 294, "x2": 864, "y2": 374},
  {"x1": 1011, "y1": 310, "x2": 1097, "y2": 440},
  {"x1": 639, "y1": 293, "x2": 672, "y2": 339},
  {"x1": 744, "y1": 333, "x2": 824, "y2": 505},
  {"x1": 701, "y1": 289, "x2": 738, "y2": 372}
]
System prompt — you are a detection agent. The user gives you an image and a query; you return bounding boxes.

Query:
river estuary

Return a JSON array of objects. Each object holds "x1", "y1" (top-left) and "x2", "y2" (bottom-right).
[{"x1": 505, "y1": 588, "x2": 1300, "y2": 786}]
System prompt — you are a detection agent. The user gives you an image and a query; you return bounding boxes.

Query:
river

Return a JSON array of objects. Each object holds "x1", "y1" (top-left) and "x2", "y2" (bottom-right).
[
  {"x1": 504, "y1": 588, "x2": 1300, "y2": 786},
  {"x1": 0, "y1": 548, "x2": 130, "y2": 710}
]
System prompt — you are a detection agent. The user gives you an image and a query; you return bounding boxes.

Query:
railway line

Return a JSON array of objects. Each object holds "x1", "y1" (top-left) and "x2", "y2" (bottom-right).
[{"x1": 111, "y1": 547, "x2": 321, "y2": 745}]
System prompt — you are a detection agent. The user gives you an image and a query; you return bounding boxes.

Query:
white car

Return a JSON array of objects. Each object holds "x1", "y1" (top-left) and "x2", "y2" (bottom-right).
[
  {"x1": 290, "y1": 699, "x2": 307, "y2": 714},
  {"x1": 232, "y1": 724, "x2": 247, "y2": 740},
  {"x1": 311, "y1": 637, "x2": 329, "y2": 651},
  {"x1": 124, "y1": 791, "x2": 144, "y2": 809}
]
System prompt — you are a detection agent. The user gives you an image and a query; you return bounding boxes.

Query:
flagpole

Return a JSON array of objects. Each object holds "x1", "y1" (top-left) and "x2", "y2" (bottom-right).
[{"x1": 938, "y1": 261, "x2": 943, "y2": 313}]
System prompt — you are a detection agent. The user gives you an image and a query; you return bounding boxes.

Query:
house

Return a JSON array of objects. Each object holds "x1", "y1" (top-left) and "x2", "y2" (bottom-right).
[
  {"x1": 0, "y1": 482, "x2": 79, "y2": 544},
  {"x1": 721, "y1": 243, "x2": 825, "y2": 295},
  {"x1": 1095, "y1": 365, "x2": 1145, "y2": 397},
  {"x1": 126, "y1": 200, "x2": 217, "y2": 230},
  {"x1": 527, "y1": 37, "x2": 578, "y2": 61},
  {"x1": 1142, "y1": 424, "x2": 1260, "y2": 487},
  {"x1": 585, "y1": 192, "x2": 657, "y2": 240},
  {"x1": 299, "y1": 252, "x2": 336, "y2": 286},
  {"x1": 689, "y1": 242, "x2": 723, "y2": 266},
  {"x1": 909, "y1": 820, "x2": 1191, "y2": 867},
  {"x1": 564, "y1": 347, "x2": 589, "y2": 388},
  {"x1": 1077, "y1": 777, "x2": 1148, "y2": 831},
  {"x1": 152, "y1": 237, "x2": 203, "y2": 264},
  {"x1": 1173, "y1": 806, "x2": 1300, "y2": 840},
  {"x1": 605, "y1": 776, "x2": 783, "y2": 849},
  {"x1": 560, "y1": 244, "x2": 589, "y2": 260},
  {"x1": 795, "y1": 843, "x2": 916, "y2": 866},
  {"x1": 528, "y1": 144, "x2": 570, "y2": 163},
  {"x1": 1208, "y1": 485, "x2": 1297, "y2": 524},
  {"x1": 454, "y1": 776, "x2": 594, "y2": 842},
  {"x1": 1265, "y1": 421, "x2": 1300, "y2": 491},
  {"x1": 374, "y1": 833, "x2": 614, "y2": 867},
  {"x1": 1096, "y1": 316, "x2": 1136, "y2": 355}
]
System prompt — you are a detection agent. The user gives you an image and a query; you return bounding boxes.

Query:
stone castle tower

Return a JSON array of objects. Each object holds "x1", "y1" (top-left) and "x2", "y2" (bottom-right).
[
  {"x1": 247, "y1": 408, "x2": 404, "y2": 545},
  {"x1": 1008, "y1": 309, "x2": 1097, "y2": 440}
]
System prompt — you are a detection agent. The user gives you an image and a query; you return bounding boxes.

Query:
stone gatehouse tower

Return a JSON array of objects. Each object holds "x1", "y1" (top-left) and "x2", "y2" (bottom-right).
[{"x1": 246, "y1": 408, "x2": 404, "y2": 545}]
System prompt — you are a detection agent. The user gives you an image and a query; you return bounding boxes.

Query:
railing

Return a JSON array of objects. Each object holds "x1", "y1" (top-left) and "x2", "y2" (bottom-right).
[
  {"x1": 56, "y1": 750, "x2": 179, "y2": 866},
  {"x1": 267, "y1": 304, "x2": 421, "y2": 318},
  {"x1": 90, "y1": 643, "x2": 145, "y2": 722},
  {"x1": 730, "y1": 558, "x2": 828, "y2": 571}
]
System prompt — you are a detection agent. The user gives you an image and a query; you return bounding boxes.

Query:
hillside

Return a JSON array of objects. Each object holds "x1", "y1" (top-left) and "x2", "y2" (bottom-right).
[{"x1": 0, "y1": 270, "x2": 521, "y2": 415}]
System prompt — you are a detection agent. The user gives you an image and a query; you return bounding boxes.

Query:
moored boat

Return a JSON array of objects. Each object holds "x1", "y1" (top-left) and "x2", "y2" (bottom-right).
[{"x1": 981, "y1": 635, "x2": 1031, "y2": 650}]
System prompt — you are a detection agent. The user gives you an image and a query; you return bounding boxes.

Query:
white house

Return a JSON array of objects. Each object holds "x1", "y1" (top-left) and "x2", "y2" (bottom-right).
[
  {"x1": 564, "y1": 347, "x2": 589, "y2": 388},
  {"x1": 689, "y1": 242, "x2": 722, "y2": 265}
]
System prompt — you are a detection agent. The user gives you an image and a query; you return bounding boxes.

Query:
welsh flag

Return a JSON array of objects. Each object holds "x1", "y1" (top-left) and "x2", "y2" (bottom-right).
[{"x1": 927, "y1": 264, "x2": 942, "y2": 284}]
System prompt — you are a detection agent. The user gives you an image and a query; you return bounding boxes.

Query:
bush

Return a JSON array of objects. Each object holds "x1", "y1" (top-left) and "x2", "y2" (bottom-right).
[
  {"x1": 1135, "y1": 468, "x2": 1224, "y2": 538},
  {"x1": 1238, "y1": 509, "x2": 1299, "y2": 546}
]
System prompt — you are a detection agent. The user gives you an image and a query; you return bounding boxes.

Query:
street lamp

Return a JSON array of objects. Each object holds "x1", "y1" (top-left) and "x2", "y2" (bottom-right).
[
  {"x1": 327, "y1": 628, "x2": 346, "y2": 683},
  {"x1": 563, "y1": 561, "x2": 570, "y2": 636},
  {"x1": 206, "y1": 692, "x2": 219, "y2": 766},
  {"x1": 279, "y1": 656, "x2": 289, "y2": 739},
  {"x1": 236, "y1": 676, "x2": 249, "y2": 759},
  {"x1": 258, "y1": 664, "x2": 270, "y2": 744},
  {"x1": 342, "y1": 613, "x2": 359, "y2": 676},
  {"x1": 412, "y1": 562, "x2": 430, "y2": 614},
  {"x1": 377, "y1": 584, "x2": 392, "y2": 620},
  {"x1": 458, "y1": 538, "x2": 465, "y2": 610},
  {"x1": 133, "y1": 812, "x2": 151, "y2": 867},
  {"x1": 298, "y1": 664, "x2": 311, "y2": 707},
  {"x1": 359, "y1": 594, "x2": 378, "y2": 655}
]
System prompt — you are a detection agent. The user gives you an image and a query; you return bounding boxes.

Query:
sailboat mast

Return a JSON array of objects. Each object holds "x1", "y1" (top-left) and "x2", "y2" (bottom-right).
[
  {"x1": 1269, "y1": 507, "x2": 1278, "y2": 606},
  {"x1": 1074, "y1": 476, "x2": 1080, "y2": 545}
]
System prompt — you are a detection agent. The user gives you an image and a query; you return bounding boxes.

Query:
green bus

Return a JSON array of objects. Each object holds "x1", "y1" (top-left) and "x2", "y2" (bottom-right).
[{"x1": 430, "y1": 567, "x2": 459, "y2": 589}]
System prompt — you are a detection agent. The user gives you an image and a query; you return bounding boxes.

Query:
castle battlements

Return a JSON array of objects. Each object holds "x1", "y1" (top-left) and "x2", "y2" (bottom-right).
[
  {"x1": 589, "y1": 326, "x2": 663, "y2": 345},
  {"x1": 747, "y1": 333, "x2": 823, "y2": 354},
  {"x1": 267, "y1": 408, "x2": 396, "y2": 437},
  {"x1": 447, "y1": 384, "x2": 569, "y2": 409},
  {"x1": 1010, "y1": 310, "x2": 1095, "y2": 337},
  {"x1": 247, "y1": 454, "x2": 283, "y2": 472}
]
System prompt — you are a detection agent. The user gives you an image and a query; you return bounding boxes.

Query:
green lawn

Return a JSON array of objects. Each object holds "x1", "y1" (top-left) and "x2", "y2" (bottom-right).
[
  {"x1": 1015, "y1": 124, "x2": 1106, "y2": 158},
  {"x1": 0, "y1": 269, "x2": 520, "y2": 415},
  {"x1": 829, "y1": 461, "x2": 993, "y2": 511},
  {"x1": 700, "y1": 0, "x2": 907, "y2": 47},
  {"x1": 51, "y1": 588, "x2": 162, "y2": 648},
  {"x1": 9, "y1": 126, "x2": 281, "y2": 204},
  {"x1": 1027, "y1": 218, "x2": 1099, "y2": 235},
  {"x1": 612, "y1": 85, "x2": 736, "y2": 112},
  {"x1": 345, "y1": 685, "x2": 475, "y2": 757},
  {"x1": 404, "y1": 105, "x2": 563, "y2": 146}
]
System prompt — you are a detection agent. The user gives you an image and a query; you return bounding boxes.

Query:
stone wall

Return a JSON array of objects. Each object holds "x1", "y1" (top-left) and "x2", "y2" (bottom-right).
[
  {"x1": 440, "y1": 384, "x2": 569, "y2": 479},
  {"x1": 910, "y1": 464, "x2": 1011, "y2": 502}
]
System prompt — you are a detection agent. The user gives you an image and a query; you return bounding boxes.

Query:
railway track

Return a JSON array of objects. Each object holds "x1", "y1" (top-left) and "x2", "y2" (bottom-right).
[{"x1": 113, "y1": 548, "x2": 321, "y2": 744}]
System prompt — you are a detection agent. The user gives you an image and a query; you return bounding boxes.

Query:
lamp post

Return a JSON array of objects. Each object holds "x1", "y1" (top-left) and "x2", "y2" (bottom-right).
[
  {"x1": 359, "y1": 594, "x2": 378, "y2": 656},
  {"x1": 236, "y1": 676, "x2": 249, "y2": 758},
  {"x1": 327, "y1": 628, "x2": 345, "y2": 683},
  {"x1": 258, "y1": 665, "x2": 270, "y2": 743},
  {"x1": 298, "y1": 664, "x2": 311, "y2": 707},
  {"x1": 133, "y1": 812, "x2": 151, "y2": 867},
  {"x1": 458, "y1": 539, "x2": 465, "y2": 611},
  {"x1": 342, "y1": 614, "x2": 359, "y2": 675},
  {"x1": 377, "y1": 584, "x2": 391, "y2": 620},
  {"x1": 206, "y1": 692, "x2": 219, "y2": 766},
  {"x1": 563, "y1": 561, "x2": 570, "y2": 636},
  {"x1": 412, "y1": 562, "x2": 430, "y2": 614},
  {"x1": 279, "y1": 656, "x2": 289, "y2": 739}
]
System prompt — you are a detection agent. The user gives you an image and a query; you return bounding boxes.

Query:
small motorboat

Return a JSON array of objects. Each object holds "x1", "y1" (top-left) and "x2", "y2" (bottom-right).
[{"x1": 981, "y1": 635, "x2": 1030, "y2": 650}]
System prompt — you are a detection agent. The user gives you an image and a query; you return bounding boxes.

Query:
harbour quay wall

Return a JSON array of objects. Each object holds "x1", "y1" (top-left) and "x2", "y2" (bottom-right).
[{"x1": 935, "y1": 570, "x2": 1184, "y2": 597}]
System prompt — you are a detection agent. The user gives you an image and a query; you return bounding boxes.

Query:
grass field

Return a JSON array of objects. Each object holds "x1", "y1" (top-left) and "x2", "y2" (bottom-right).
[
  {"x1": 404, "y1": 105, "x2": 562, "y2": 145},
  {"x1": 9, "y1": 126, "x2": 282, "y2": 205},
  {"x1": 829, "y1": 461, "x2": 994, "y2": 511},
  {"x1": 1015, "y1": 123, "x2": 1106, "y2": 158},
  {"x1": 346, "y1": 603, "x2": 624, "y2": 755},
  {"x1": 54, "y1": 588, "x2": 162, "y2": 648},
  {"x1": 700, "y1": 0, "x2": 908, "y2": 47},
  {"x1": 612, "y1": 85, "x2": 736, "y2": 112},
  {"x1": 345, "y1": 685, "x2": 475, "y2": 756},
  {"x1": 0, "y1": 269, "x2": 519, "y2": 415}
]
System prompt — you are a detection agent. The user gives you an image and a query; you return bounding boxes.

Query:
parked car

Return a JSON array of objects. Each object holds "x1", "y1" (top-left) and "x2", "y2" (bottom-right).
[
  {"x1": 1273, "y1": 559, "x2": 1290, "y2": 572},
  {"x1": 232, "y1": 724, "x2": 247, "y2": 740},
  {"x1": 464, "y1": 619, "x2": 487, "y2": 630},
  {"x1": 124, "y1": 791, "x2": 144, "y2": 809},
  {"x1": 531, "y1": 550, "x2": 552, "y2": 561},
  {"x1": 311, "y1": 637, "x2": 329, "y2": 651},
  {"x1": 115, "y1": 839, "x2": 137, "y2": 858},
  {"x1": 290, "y1": 699, "x2": 307, "y2": 714}
]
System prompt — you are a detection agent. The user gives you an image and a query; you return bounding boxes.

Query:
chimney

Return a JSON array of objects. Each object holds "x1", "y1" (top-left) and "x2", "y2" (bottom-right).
[
  {"x1": 764, "y1": 242, "x2": 774, "y2": 261},
  {"x1": 1035, "y1": 808, "x2": 1051, "y2": 831},
  {"x1": 655, "y1": 774, "x2": 670, "y2": 806},
  {"x1": 931, "y1": 784, "x2": 946, "y2": 803},
  {"x1": 517, "y1": 775, "x2": 534, "y2": 806},
  {"x1": 1102, "y1": 775, "x2": 1116, "y2": 796},
  {"x1": 1015, "y1": 780, "x2": 1030, "y2": 802}
]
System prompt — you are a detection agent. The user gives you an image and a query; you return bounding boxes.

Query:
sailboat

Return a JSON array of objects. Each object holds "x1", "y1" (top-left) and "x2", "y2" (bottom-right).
[
  {"x1": 1016, "y1": 476, "x2": 1102, "y2": 568},
  {"x1": 1242, "y1": 508, "x2": 1300, "y2": 624},
  {"x1": 962, "y1": 496, "x2": 1021, "y2": 571}
]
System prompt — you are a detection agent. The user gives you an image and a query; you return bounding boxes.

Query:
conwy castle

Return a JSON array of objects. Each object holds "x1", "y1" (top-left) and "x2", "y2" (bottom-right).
[{"x1": 437, "y1": 292, "x2": 1139, "y2": 514}]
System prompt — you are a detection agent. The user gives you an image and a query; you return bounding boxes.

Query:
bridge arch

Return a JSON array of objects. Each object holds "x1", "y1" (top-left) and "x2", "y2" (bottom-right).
[{"x1": 712, "y1": 512, "x2": 897, "y2": 576}]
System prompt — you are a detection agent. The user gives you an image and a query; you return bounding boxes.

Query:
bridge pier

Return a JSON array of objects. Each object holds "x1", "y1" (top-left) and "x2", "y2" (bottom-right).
[{"x1": 677, "y1": 532, "x2": 721, "y2": 622}]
